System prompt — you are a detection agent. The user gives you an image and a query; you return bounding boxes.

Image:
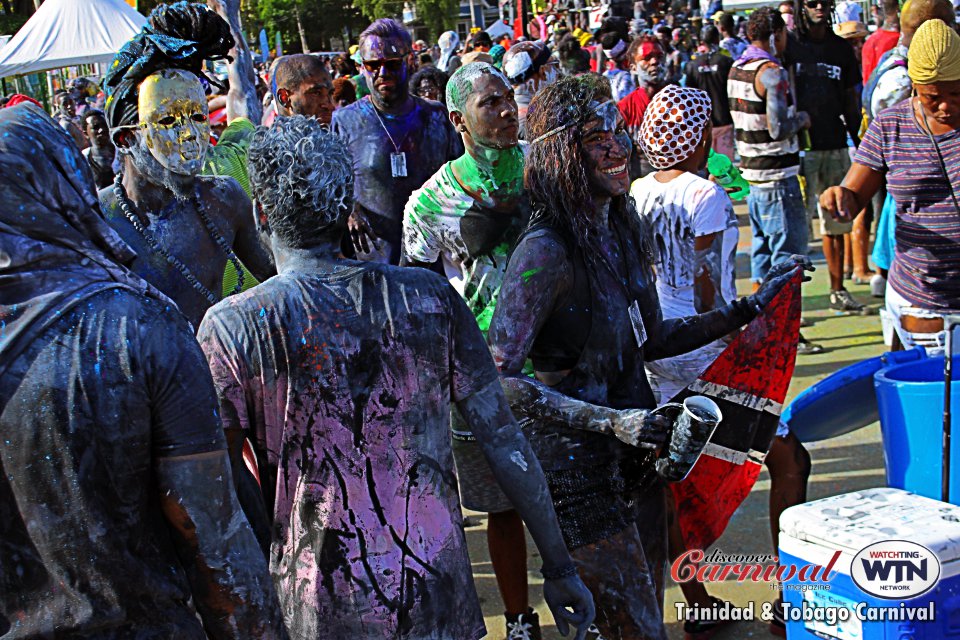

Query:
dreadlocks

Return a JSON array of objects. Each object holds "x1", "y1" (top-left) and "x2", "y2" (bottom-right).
[
  {"x1": 104, "y1": 2, "x2": 234, "y2": 129},
  {"x1": 794, "y1": 0, "x2": 832, "y2": 38}
]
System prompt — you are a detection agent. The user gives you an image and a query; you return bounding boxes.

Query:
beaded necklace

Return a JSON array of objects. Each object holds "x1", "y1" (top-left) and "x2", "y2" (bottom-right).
[{"x1": 112, "y1": 173, "x2": 244, "y2": 305}]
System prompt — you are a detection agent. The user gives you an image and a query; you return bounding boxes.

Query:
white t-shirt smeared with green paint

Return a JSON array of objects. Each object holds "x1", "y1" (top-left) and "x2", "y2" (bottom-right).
[{"x1": 402, "y1": 146, "x2": 527, "y2": 333}]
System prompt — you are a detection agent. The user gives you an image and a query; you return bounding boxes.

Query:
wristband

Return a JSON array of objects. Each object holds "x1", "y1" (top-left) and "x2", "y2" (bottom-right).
[{"x1": 541, "y1": 562, "x2": 578, "y2": 580}]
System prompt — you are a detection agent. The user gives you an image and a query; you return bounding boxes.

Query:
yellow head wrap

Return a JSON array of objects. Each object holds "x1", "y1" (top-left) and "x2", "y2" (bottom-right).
[{"x1": 908, "y1": 18, "x2": 960, "y2": 84}]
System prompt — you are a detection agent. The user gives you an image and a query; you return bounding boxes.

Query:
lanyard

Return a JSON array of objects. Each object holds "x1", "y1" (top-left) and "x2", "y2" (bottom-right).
[{"x1": 371, "y1": 101, "x2": 414, "y2": 178}]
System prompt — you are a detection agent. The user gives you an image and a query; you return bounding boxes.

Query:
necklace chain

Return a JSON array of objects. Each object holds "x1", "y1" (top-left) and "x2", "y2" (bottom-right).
[
  {"x1": 369, "y1": 99, "x2": 413, "y2": 154},
  {"x1": 112, "y1": 173, "x2": 245, "y2": 305}
]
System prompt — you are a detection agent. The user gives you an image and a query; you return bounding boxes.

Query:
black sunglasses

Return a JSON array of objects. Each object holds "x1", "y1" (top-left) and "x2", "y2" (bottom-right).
[
  {"x1": 363, "y1": 58, "x2": 404, "y2": 73},
  {"x1": 804, "y1": 0, "x2": 833, "y2": 7}
]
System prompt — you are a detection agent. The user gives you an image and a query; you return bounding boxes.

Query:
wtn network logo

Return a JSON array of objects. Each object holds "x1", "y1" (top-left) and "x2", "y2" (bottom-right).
[{"x1": 851, "y1": 541, "x2": 941, "y2": 600}]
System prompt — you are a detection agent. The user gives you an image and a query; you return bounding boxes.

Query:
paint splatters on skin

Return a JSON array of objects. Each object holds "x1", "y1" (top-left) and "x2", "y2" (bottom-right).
[
  {"x1": 757, "y1": 65, "x2": 800, "y2": 141},
  {"x1": 569, "y1": 520, "x2": 670, "y2": 640},
  {"x1": 402, "y1": 146, "x2": 527, "y2": 333},
  {"x1": 330, "y1": 84, "x2": 463, "y2": 252},
  {"x1": 446, "y1": 63, "x2": 511, "y2": 114},
  {"x1": 521, "y1": 266, "x2": 544, "y2": 283},
  {"x1": 509, "y1": 449, "x2": 529, "y2": 471}
]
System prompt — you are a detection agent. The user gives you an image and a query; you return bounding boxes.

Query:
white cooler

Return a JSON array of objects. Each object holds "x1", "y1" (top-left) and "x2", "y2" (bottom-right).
[{"x1": 778, "y1": 487, "x2": 960, "y2": 639}]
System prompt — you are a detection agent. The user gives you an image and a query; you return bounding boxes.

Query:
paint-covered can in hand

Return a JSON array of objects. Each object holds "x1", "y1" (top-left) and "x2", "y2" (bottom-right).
[{"x1": 653, "y1": 396, "x2": 722, "y2": 483}]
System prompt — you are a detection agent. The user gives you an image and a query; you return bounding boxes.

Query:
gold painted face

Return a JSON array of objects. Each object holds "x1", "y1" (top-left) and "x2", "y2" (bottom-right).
[{"x1": 137, "y1": 69, "x2": 209, "y2": 176}]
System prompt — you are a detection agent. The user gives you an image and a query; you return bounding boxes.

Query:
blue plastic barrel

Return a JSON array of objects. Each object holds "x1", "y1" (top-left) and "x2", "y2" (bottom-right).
[{"x1": 874, "y1": 355, "x2": 960, "y2": 505}]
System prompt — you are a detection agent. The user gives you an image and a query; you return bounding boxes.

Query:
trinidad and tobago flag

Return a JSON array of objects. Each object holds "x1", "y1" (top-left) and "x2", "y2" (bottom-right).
[{"x1": 668, "y1": 273, "x2": 802, "y2": 551}]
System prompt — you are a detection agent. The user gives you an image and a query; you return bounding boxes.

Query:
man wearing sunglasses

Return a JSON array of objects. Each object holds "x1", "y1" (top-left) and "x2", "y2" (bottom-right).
[
  {"x1": 331, "y1": 18, "x2": 463, "y2": 265},
  {"x1": 787, "y1": 0, "x2": 869, "y2": 315}
]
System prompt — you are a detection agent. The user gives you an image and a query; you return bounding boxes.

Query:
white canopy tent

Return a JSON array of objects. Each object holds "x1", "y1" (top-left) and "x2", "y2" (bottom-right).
[
  {"x1": 485, "y1": 20, "x2": 513, "y2": 40},
  {"x1": 0, "y1": 0, "x2": 146, "y2": 78},
  {"x1": 720, "y1": 0, "x2": 775, "y2": 9}
]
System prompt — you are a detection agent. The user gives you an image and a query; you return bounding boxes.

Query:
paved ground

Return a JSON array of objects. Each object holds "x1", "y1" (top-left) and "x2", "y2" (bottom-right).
[{"x1": 466, "y1": 209, "x2": 891, "y2": 639}]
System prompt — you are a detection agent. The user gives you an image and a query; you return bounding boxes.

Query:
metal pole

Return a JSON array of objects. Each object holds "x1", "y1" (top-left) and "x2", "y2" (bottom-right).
[
  {"x1": 469, "y1": 0, "x2": 477, "y2": 29},
  {"x1": 943, "y1": 316, "x2": 960, "y2": 503},
  {"x1": 946, "y1": 326, "x2": 952, "y2": 503},
  {"x1": 45, "y1": 70, "x2": 55, "y2": 112}
]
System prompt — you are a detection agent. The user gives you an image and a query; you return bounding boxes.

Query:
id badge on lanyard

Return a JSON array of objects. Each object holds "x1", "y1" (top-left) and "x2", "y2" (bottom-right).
[
  {"x1": 390, "y1": 152, "x2": 408, "y2": 178},
  {"x1": 629, "y1": 299, "x2": 648, "y2": 349}
]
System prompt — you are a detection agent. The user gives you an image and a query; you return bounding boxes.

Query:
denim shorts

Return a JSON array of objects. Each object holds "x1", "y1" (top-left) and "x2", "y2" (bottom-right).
[
  {"x1": 802, "y1": 149, "x2": 853, "y2": 236},
  {"x1": 747, "y1": 175, "x2": 808, "y2": 282}
]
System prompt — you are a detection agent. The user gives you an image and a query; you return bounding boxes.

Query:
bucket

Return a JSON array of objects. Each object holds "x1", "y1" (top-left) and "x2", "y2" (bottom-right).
[{"x1": 874, "y1": 355, "x2": 960, "y2": 505}]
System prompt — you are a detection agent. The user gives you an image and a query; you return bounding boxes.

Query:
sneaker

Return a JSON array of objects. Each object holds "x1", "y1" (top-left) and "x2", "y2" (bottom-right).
[
  {"x1": 585, "y1": 624, "x2": 607, "y2": 640},
  {"x1": 506, "y1": 609, "x2": 542, "y2": 640},
  {"x1": 683, "y1": 597, "x2": 735, "y2": 639},
  {"x1": 768, "y1": 600, "x2": 786, "y2": 637},
  {"x1": 797, "y1": 334, "x2": 824, "y2": 355},
  {"x1": 830, "y1": 289, "x2": 870, "y2": 315},
  {"x1": 870, "y1": 273, "x2": 887, "y2": 298}
]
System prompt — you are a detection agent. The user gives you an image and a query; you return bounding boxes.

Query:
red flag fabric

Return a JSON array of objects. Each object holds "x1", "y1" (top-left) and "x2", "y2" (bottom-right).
[
  {"x1": 5, "y1": 95, "x2": 41, "y2": 109},
  {"x1": 668, "y1": 273, "x2": 802, "y2": 550}
]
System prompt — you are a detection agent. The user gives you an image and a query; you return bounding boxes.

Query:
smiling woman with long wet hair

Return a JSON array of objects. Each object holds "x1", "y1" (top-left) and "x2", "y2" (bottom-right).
[
  {"x1": 488, "y1": 74, "x2": 810, "y2": 639},
  {"x1": 523, "y1": 75, "x2": 638, "y2": 277}
]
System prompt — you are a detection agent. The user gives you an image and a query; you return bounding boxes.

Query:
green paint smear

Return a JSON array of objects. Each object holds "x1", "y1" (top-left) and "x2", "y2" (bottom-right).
[
  {"x1": 521, "y1": 266, "x2": 544, "y2": 283},
  {"x1": 476, "y1": 304, "x2": 495, "y2": 334},
  {"x1": 408, "y1": 163, "x2": 472, "y2": 225},
  {"x1": 451, "y1": 144, "x2": 524, "y2": 204}
]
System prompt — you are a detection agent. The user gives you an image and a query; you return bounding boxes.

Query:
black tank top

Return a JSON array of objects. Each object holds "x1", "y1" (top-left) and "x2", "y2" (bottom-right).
[{"x1": 516, "y1": 205, "x2": 662, "y2": 469}]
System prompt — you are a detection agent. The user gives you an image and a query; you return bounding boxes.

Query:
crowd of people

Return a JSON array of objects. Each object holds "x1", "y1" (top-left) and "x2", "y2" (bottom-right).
[{"x1": 3, "y1": 0, "x2": 960, "y2": 639}]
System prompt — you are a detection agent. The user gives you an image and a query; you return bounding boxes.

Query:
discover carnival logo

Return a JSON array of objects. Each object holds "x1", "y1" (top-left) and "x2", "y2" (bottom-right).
[
  {"x1": 672, "y1": 540, "x2": 944, "y2": 627},
  {"x1": 850, "y1": 540, "x2": 942, "y2": 599}
]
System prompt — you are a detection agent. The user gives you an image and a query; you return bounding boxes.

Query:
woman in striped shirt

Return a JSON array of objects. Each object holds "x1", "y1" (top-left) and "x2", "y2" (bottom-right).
[{"x1": 820, "y1": 18, "x2": 960, "y2": 352}]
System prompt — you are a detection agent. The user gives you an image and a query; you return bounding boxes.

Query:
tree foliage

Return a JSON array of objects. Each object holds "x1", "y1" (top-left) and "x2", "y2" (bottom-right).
[
  {"x1": 246, "y1": 0, "x2": 367, "y2": 52},
  {"x1": 2, "y1": 0, "x2": 37, "y2": 18},
  {"x1": 136, "y1": 0, "x2": 455, "y2": 53},
  {"x1": 0, "y1": 11, "x2": 27, "y2": 35},
  {"x1": 0, "y1": 0, "x2": 34, "y2": 36},
  {"x1": 353, "y1": 0, "x2": 456, "y2": 40},
  {"x1": 138, "y1": 0, "x2": 163, "y2": 15}
]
